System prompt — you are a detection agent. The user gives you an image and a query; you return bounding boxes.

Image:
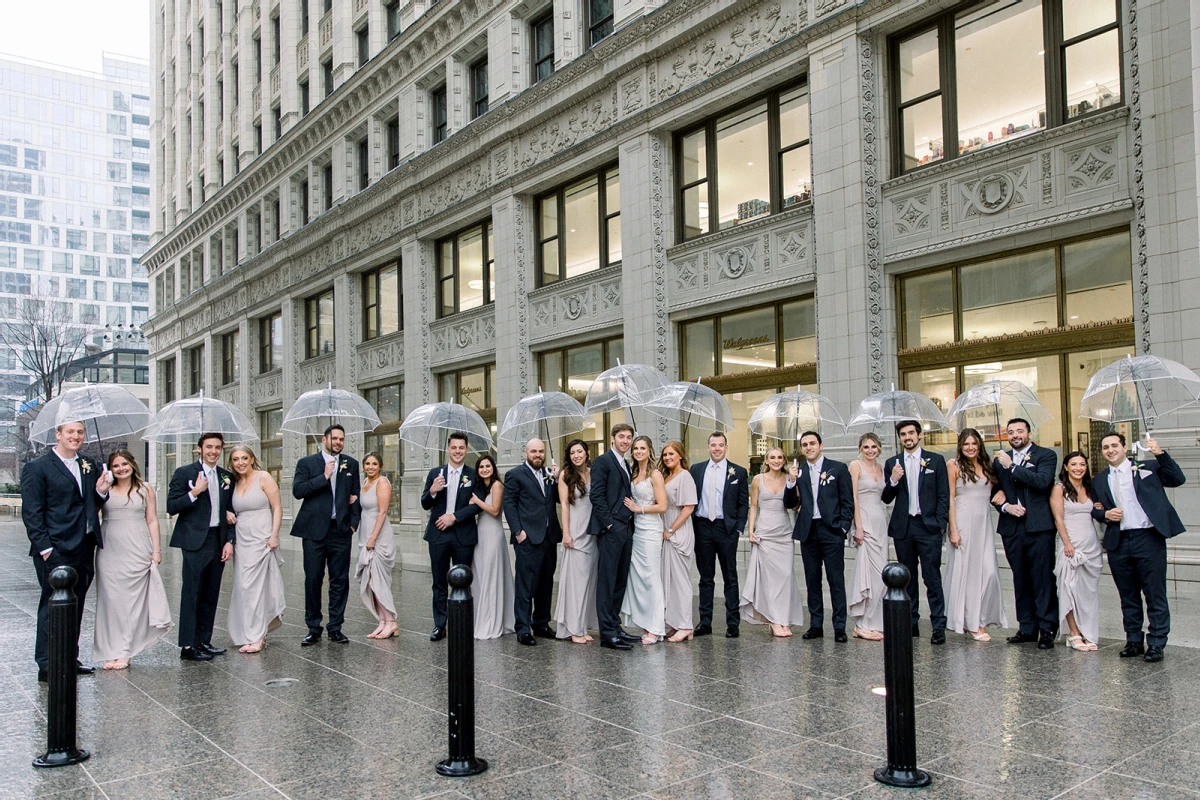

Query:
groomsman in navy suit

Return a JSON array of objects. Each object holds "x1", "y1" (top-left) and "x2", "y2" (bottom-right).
[
  {"x1": 881, "y1": 420, "x2": 950, "y2": 644},
  {"x1": 1090, "y1": 432, "x2": 1186, "y2": 663},
  {"x1": 420, "y1": 431, "x2": 482, "y2": 641},
  {"x1": 690, "y1": 431, "x2": 749, "y2": 638},
  {"x1": 502, "y1": 437, "x2": 561, "y2": 646},
  {"x1": 991, "y1": 418, "x2": 1059, "y2": 649},
  {"x1": 784, "y1": 431, "x2": 854, "y2": 642}
]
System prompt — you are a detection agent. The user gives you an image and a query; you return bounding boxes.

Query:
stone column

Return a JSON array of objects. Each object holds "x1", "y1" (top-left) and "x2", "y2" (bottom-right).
[
  {"x1": 400, "y1": 235, "x2": 434, "y2": 526},
  {"x1": 491, "y1": 190, "x2": 535, "y2": 465}
]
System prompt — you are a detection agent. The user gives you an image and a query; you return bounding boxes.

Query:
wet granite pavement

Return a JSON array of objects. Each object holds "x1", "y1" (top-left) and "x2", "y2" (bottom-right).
[{"x1": 2, "y1": 522, "x2": 1199, "y2": 800}]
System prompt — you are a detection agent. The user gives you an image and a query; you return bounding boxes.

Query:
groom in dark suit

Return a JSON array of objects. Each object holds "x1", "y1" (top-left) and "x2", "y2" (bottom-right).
[
  {"x1": 881, "y1": 420, "x2": 950, "y2": 644},
  {"x1": 420, "y1": 431, "x2": 482, "y2": 641},
  {"x1": 22, "y1": 420, "x2": 112, "y2": 680},
  {"x1": 1091, "y1": 432, "x2": 1186, "y2": 663},
  {"x1": 502, "y1": 437, "x2": 562, "y2": 646},
  {"x1": 991, "y1": 417, "x2": 1059, "y2": 648},
  {"x1": 166, "y1": 432, "x2": 236, "y2": 661},
  {"x1": 690, "y1": 431, "x2": 749, "y2": 638},
  {"x1": 784, "y1": 431, "x2": 854, "y2": 642},
  {"x1": 291, "y1": 424, "x2": 361, "y2": 645},
  {"x1": 591, "y1": 423, "x2": 639, "y2": 650}
]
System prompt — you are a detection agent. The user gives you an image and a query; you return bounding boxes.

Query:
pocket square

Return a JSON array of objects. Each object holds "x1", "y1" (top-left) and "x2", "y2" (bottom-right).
[
  {"x1": 729, "y1": 480, "x2": 739, "y2": 485},
  {"x1": 1138, "y1": 469, "x2": 1153, "y2": 479},
  {"x1": 924, "y1": 469, "x2": 935, "y2": 475}
]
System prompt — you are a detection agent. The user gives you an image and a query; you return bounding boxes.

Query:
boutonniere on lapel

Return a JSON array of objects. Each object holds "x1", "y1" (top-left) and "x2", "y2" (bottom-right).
[
  {"x1": 727, "y1": 466, "x2": 736, "y2": 478},
  {"x1": 461, "y1": 475, "x2": 473, "y2": 487},
  {"x1": 819, "y1": 471, "x2": 834, "y2": 486},
  {"x1": 79, "y1": 459, "x2": 92, "y2": 474},
  {"x1": 221, "y1": 475, "x2": 232, "y2": 490},
  {"x1": 919, "y1": 458, "x2": 929, "y2": 470},
  {"x1": 339, "y1": 461, "x2": 349, "y2": 473}
]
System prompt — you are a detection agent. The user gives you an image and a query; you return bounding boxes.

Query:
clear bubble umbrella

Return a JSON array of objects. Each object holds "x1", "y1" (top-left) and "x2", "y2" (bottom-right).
[
  {"x1": 281, "y1": 384, "x2": 382, "y2": 436},
  {"x1": 644, "y1": 379, "x2": 735, "y2": 434},
  {"x1": 142, "y1": 390, "x2": 259, "y2": 445},
  {"x1": 498, "y1": 389, "x2": 591, "y2": 461},
  {"x1": 1079, "y1": 355, "x2": 1200, "y2": 441},
  {"x1": 748, "y1": 390, "x2": 846, "y2": 442},
  {"x1": 29, "y1": 384, "x2": 153, "y2": 458},
  {"x1": 583, "y1": 360, "x2": 667, "y2": 434},
  {"x1": 847, "y1": 384, "x2": 950, "y2": 448},
  {"x1": 946, "y1": 379, "x2": 1053, "y2": 439},
  {"x1": 398, "y1": 402, "x2": 494, "y2": 453}
]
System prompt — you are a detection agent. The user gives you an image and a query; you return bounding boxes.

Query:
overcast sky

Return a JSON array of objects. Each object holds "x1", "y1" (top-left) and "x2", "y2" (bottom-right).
[{"x1": 0, "y1": 0, "x2": 151, "y2": 74}]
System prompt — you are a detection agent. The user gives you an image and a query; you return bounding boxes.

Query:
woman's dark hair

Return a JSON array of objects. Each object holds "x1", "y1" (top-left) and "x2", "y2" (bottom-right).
[
  {"x1": 560, "y1": 439, "x2": 591, "y2": 505},
  {"x1": 362, "y1": 451, "x2": 383, "y2": 469},
  {"x1": 107, "y1": 449, "x2": 145, "y2": 503},
  {"x1": 955, "y1": 428, "x2": 996, "y2": 484},
  {"x1": 1058, "y1": 451, "x2": 1094, "y2": 503},
  {"x1": 474, "y1": 454, "x2": 499, "y2": 490}
]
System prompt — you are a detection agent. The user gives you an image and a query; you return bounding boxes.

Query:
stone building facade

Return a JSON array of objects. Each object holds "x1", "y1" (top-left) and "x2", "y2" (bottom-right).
[{"x1": 144, "y1": 0, "x2": 1200, "y2": 585}]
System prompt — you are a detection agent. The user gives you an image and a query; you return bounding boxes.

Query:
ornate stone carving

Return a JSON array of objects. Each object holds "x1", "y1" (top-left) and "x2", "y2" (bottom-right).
[
  {"x1": 1127, "y1": 0, "x2": 1150, "y2": 354},
  {"x1": 357, "y1": 336, "x2": 404, "y2": 380},
  {"x1": 217, "y1": 386, "x2": 237, "y2": 404},
  {"x1": 716, "y1": 243, "x2": 757, "y2": 281},
  {"x1": 778, "y1": 228, "x2": 808, "y2": 266},
  {"x1": 1041, "y1": 152, "x2": 1053, "y2": 205},
  {"x1": 959, "y1": 166, "x2": 1029, "y2": 218},
  {"x1": 621, "y1": 74, "x2": 643, "y2": 115},
  {"x1": 514, "y1": 197, "x2": 530, "y2": 395},
  {"x1": 250, "y1": 372, "x2": 282, "y2": 407},
  {"x1": 892, "y1": 192, "x2": 932, "y2": 236},
  {"x1": 1064, "y1": 141, "x2": 1118, "y2": 193},
  {"x1": 430, "y1": 309, "x2": 496, "y2": 365},
  {"x1": 815, "y1": 0, "x2": 848, "y2": 16},
  {"x1": 860, "y1": 36, "x2": 884, "y2": 392},
  {"x1": 675, "y1": 258, "x2": 699, "y2": 290},
  {"x1": 514, "y1": 91, "x2": 618, "y2": 172},
  {"x1": 298, "y1": 355, "x2": 335, "y2": 390}
]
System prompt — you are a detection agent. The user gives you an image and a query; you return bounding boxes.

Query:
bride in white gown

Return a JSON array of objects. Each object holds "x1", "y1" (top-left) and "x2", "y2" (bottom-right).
[{"x1": 621, "y1": 435, "x2": 667, "y2": 644}]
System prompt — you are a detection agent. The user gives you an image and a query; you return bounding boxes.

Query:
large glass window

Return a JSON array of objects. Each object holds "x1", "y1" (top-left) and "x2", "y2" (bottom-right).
[
  {"x1": 363, "y1": 381, "x2": 404, "y2": 522},
  {"x1": 588, "y1": 0, "x2": 614, "y2": 46},
  {"x1": 439, "y1": 364, "x2": 496, "y2": 429},
  {"x1": 259, "y1": 312, "x2": 282, "y2": 372},
  {"x1": 431, "y1": 86, "x2": 447, "y2": 144},
  {"x1": 363, "y1": 261, "x2": 402, "y2": 340},
  {"x1": 532, "y1": 15, "x2": 554, "y2": 83},
  {"x1": 221, "y1": 330, "x2": 240, "y2": 384},
  {"x1": 677, "y1": 84, "x2": 810, "y2": 241},
  {"x1": 539, "y1": 337, "x2": 623, "y2": 457},
  {"x1": 437, "y1": 221, "x2": 493, "y2": 317},
  {"x1": 471, "y1": 59, "x2": 489, "y2": 120},
  {"x1": 891, "y1": 0, "x2": 1123, "y2": 174},
  {"x1": 259, "y1": 407, "x2": 283, "y2": 485},
  {"x1": 537, "y1": 166, "x2": 620, "y2": 285},
  {"x1": 680, "y1": 297, "x2": 817, "y2": 379},
  {"x1": 305, "y1": 289, "x2": 334, "y2": 358}
]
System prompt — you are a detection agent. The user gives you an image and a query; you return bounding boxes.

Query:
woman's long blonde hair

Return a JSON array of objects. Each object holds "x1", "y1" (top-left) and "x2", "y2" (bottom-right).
[
  {"x1": 631, "y1": 435, "x2": 657, "y2": 482},
  {"x1": 228, "y1": 445, "x2": 261, "y2": 479}
]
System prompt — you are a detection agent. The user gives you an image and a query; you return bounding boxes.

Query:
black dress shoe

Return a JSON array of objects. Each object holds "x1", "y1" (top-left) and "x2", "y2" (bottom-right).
[
  {"x1": 600, "y1": 637, "x2": 633, "y2": 650},
  {"x1": 801, "y1": 627, "x2": 824, "y2": 640},
  {"x1": 931, "y1": 630, "x2": 946, "y2": 645},
  {"x1": 618, "y1": 631, "x2": 642, "y2": 644},
  {"x1": 726, "y1": 625, "x2": 740, "y2": 638},
  {"x1": 834, "y1": 629, "x2": 848, "y2": 643},
  {"x1": 198, "y1": 642, "x2": 226, "y2": 656},
  {"x1": 517, "y1": 632, "x2": 537, "y2": 646},
  {"x1": 694, "y1": 624, "x2": 713, "y2": 637},
  {"x1": 1120, "y1": 641, "x2": 1145, "y2": 658},
  {"x1": 1144, "y1": 645, "x2": 1165, "y2": 663},
  {"x1": 911, "y1": 623, "x2": 921, "y2": 638},
  {"x1": 533, "y1": 626, "x2": 556, "y2": 639},
  {"x1": 1007, "y1": 632, "x2": 1037, "y2": 644},
  {"x1": 328, "y1": 631, "x2": 349, "y2": 644},
  {"x1": 180, "y1": 647, "x2": 214, "y2": 662},
  {"x1": 1037, "y1": 632, "x2": 1054, "y2": 650},
  {"x1": 75, "y1": 661, "x2": 96, "y2": 674},
  {"x1": 429, "y1": 627, "x2": 446, "y2": 642},
  {"x1": 301, "y1": 632, "x2": 322, "y2": 646}
]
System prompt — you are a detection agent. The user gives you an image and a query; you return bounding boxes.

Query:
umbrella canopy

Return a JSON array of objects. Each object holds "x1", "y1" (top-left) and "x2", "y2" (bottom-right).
[
  {"x1": 281, "y1": 385, "x2": 382, "y2": 435},
  {"x1": 398, "y1": 402, "x2": 493, "y2": 453},
  {"x1": 945, "y1": 379, "x2": 1053, "y2": 438},
  {"x1": 142, "y1": 391, "x2": 259, "y2": 444},
  {"x1": 847, "y1": 387, "x2": 949, "y2": 432},
  {"x1": 1079, "y1": 355, "x2": 1200, "y2": 429},
  {"x1": 498, "y1": 391, "x2": 591, "y2": 446},
  {"x1": 583, "y1": 361, "x2": 667, "y2": 432},
  {"x1": 644, "y1": 380, "x2": 735, "y2": 432},
  {"x1": 29, "y1": 384, "x2": 152, "y2": 447},
  {"x1": 748, "y1": 390, "x2": 846, "y2": 441}
]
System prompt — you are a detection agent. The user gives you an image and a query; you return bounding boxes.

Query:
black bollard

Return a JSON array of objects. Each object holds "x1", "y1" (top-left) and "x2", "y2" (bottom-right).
[
  {"x1": 33, "y1": 566, "x2": 89, "y2": 769},
  {"x1": 435, "y1": 565, "x2": 488, "y2": 777},
  {"x1": 873, "y1": 563, "x2": 930, "y2": 789}
]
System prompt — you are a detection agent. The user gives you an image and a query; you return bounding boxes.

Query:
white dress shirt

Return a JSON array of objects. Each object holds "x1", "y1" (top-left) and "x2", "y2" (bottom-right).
[
  {"x1": 906, "y1": 449, "x2": 923, "y2": 516},
  {"x1": 54, "y1": 449, "x2": 83, "y2": 495},
  {"x1": 808, "y1": 456, "x2": 825, "y2": 519},
  {"x1": 700, "y1": 459, "x2": 727, "y2": 521},
  {"x1": 444, "y1": 464, "x2": 462, "y2": 517},
  {"x1": 1112, "y1": 460, "x2": 1153, "y2": 531},
  {"x1": 323, "y1": 452, "x2": 339, "y2": 518},
  {"x1": 204, "y1": 463, "x2": 220, "y2": 527}
]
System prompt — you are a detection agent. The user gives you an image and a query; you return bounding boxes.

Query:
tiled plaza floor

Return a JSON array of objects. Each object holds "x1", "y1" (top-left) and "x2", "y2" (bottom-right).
[{"x1": 2, "y1": 521, "x2": 1199, "y2": 800}]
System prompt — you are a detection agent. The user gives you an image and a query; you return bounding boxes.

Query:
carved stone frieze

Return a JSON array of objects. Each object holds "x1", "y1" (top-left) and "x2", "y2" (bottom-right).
[
  {"x1": 1064, "y1": 140, "x2": 1118, "y2": 194},
  {"x1": 182, "y1": 307, "x2": 212, "y2": 339},
  {"x1": 249, "y1": 372, "x2": 283, "y2": 407},
  {"x1": 891, "y1": 190, "x2": 933, "y2": 237},
  {"x1": 958, "y1": 165, "x2": 1031, "y2": 219},
  {"x1": 357, "y1": 336, "x2": 405, "y2": 381},
  {"x1": 429, "y1": 308, "x2": 496, "y2": 366},
  {"x1": 217, "y1": 386, "x2": 237, "y2": 404},
  {"x1": 297, "y1": 355, "x2": 336, "y2": 391},
  {"x1": 1127, "y1": 0, "x2": 1150, "y2": 354},
  {"x1": 513, "y1": 90, "x2": 618, "y2": 173},
  {"x1": 528, "y1": 270, "x2": 622, "y2": 343}
]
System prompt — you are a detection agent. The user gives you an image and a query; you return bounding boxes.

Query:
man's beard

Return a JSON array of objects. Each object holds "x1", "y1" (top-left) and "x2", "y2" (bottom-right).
[{"x1": 527, "y1": 457, "x2": 545, "y2": 469}]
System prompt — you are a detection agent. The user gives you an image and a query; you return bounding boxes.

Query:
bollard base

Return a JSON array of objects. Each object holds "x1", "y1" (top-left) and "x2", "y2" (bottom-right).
[
  {"x1": 874, "y1": 766, "x2": 931, "y2": 789},
  {"x1": 435, "y1": 757, "x2": 488, "y2": 777},
  {"x1": 33, "y1": 748, "x2": 90, "y2": 769}
]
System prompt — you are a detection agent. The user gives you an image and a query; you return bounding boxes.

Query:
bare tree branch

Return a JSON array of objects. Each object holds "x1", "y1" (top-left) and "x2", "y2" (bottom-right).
[{"x1": 0, "y1": 293, "x2": 93, "y2": 403}]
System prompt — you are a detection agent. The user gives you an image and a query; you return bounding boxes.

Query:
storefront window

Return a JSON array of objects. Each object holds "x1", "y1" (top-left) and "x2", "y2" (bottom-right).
[
  {"x1": 719, "y1": 307, "x2": 776, "y2": 375},
  {"x1": 258, "y1": 407, "x2": 283, "y2": 485},
  {"x1": 539, "y1": 337, "x2": 623, "y2": 458},
  {"x1": 363, "y1": 381, "x2": 403, "y2": 521},
  {"x1": 1063, "y1": 233, "x2": 1132, "y2": 324},
  {"x1": 901, "y1": 271, "x2": 954, "y2": 348},
  {"x1": 439, "y1": 364, "x2": 496, "y2": 432},
  {"x1": 959, "y1": 249, "x2": 1057, "y2": 341}
]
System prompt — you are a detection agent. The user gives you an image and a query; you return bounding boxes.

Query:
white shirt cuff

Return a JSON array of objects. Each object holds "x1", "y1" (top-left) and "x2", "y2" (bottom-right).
[
  {"x1": 785, "y1": 479, "x2": 796, "y2": 489},
  {"x1": 40, "y1": 547, "x2": 52, "y2": 557}
]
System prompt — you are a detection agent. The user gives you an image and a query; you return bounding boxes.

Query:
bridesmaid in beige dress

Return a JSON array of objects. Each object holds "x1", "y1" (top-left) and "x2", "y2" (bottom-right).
[
  {"x1": 1051, "y1": 452, "x2": 1103, "y2": 651},
  {"x1": 740, "y1": 448, "x2": 805, "y2": 637},
  {"x1": 945, "y1": 429, "x2": 1007, "y2": 641},
  {"x1": 226, "y1": 446, "x2": 286, "y2": 653},
  {"x1": 555, "y1": 440, "x2": 598, "y2": 643},
  {"x1": 469, "y1": 455, "x2": 516, "y2": 640},
  {"x1": 660, "y1": 441, "x2": 697, "y2": 642},
  {"x1": 357, "y1": 453, "x2": 398, "y2": 639},
  {"x1": 848, "y1": 433, "x2": 888, "y2": 641},
  {"x1": 93, "y1": 450, "x2": 173, "y2": 670}
]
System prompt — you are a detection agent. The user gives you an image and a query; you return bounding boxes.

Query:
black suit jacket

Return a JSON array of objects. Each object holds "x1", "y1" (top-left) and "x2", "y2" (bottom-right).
[
  {"x1": 991, "y1": 444, "x2": 1057, "y2": 534},
  {"x1": 21, "y1": 451, "x2": 107, "y2": 556},
  {"x1": 503, "y1": 464, "x2": 562, "y2": 546},
  {"x1": 166, "y1": 461, "x2": 235, "y2": 550},
  {"x1": 1090, "y1": 452, "x2": 1186, "y2": 550},
  {"x1": 688, "y1": 460, "x2": 750, "y2": 536},
  {"x1": 420, "y1": 464, "x2": 483, "y2": 545},
  {"x1": 880, "y1": 449, "x2": 950, "y2": 539},
  {"x1": 784, "y1": 458, "x2": 854, "y2": 542},
  {"x1": 588, "y1": 449, "x2": 633, "y2": 536},
  {"x1": 290, "y1": 452, "x2": 362, "y2": 540}
]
